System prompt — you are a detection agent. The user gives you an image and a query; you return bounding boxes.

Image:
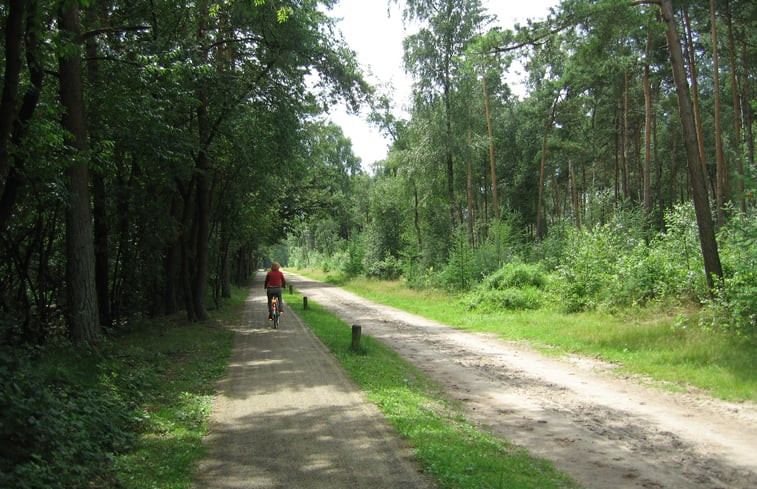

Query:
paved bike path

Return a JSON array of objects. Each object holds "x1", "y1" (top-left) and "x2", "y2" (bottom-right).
[{"x1": 193, "y1": 275, "x2": 434, "y2": 489}]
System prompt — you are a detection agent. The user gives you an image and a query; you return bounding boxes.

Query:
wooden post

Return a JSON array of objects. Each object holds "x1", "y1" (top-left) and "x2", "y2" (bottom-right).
[
  {"x1": 288, "y1": 285, "x2": 293, "y2": 294},
  {"x1": 303, "y1": 296, "x2": 308, "y2": 310},
  {"x1": 351, "y1": 324, "x2": 362, "y2": 351}
]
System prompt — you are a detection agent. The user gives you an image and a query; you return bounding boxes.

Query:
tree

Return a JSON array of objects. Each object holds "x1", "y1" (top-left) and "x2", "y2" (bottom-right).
[
  {"x1": 643, "y1": 0, "x2": 723, "y2": 290},
  {"x1": 400, "y1": 0, "x2": 488, "y2": 229},
  {"x1": 58, "y1": 0, "x2": 100, "y2": 342}
]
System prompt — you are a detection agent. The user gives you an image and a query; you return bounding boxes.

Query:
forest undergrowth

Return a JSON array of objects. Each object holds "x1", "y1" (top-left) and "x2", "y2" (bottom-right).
[{"x1": 0, "y1": 290, "x2": 239, "y2": 489}]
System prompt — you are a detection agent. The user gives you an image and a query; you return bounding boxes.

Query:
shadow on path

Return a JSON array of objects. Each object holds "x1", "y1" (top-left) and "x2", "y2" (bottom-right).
[{"x1": 193, "y1": 275, "x2": 434, "y2": 489}]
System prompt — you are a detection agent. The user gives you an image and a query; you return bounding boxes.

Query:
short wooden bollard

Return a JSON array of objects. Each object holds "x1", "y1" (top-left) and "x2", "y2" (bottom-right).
[
  {"x1": 351, "y1": 324, "x2": 362, "y2": 351},
  {"x1": 303, "y1": 296, "x2": 308, "y2": 310},
  {"x1": 288, "y1": 285, "x2": 293, "y2": 294}
]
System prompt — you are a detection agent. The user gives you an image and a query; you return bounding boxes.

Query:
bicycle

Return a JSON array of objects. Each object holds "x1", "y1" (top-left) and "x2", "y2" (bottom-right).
[{"x1": 270, "y1": 296, "x2": 281, "y2": 329}]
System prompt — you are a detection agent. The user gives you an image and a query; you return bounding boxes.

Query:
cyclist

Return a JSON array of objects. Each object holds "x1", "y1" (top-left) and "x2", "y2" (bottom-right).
[{"x1": 264, "y1": 262, "x2": 286, "y2": 320}]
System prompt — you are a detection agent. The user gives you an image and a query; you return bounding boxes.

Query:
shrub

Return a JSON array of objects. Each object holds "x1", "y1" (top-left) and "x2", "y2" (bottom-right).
[
  {"x1": 364, "y1": 252, "x2": 403, "y2": 280},
  {"x1": 463, "y1": 286, "x2": 544, "y2": 312},
  {"x1": 439, "y1": 229, "x2": 478, "y2": 291},
  {"x1": 463, "y1": 262, "x2": 548, "y2": 312},
  {"x1": 342, "y1": 239, "x2": 365, "y2": 277},
  {"x1": 549, "y1": 205, "x2": 710, "y2": 311},
  {"x1": 551, "y1": 226, "x2": 622, "y2": 312},
  {"x1": 0, "y1": 345, "x2": 134, "y2": 489},
  {"x1": 703, "y1": 211, "x2": 757, "y2": 337},
  {"x1": 481, "y1": 262, "x2": 546, "y2": 290}
]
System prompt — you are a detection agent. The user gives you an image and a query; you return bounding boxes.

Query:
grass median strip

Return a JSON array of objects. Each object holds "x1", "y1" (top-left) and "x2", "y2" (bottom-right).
[{"x1": 294, "y1": 295, "x2": 580, "y2": 489}]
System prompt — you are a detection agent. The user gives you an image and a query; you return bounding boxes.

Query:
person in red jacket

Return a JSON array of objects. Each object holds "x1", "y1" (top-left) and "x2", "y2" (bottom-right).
[{"x1": 264, "y1": 262, "x2": 286, "y2": 320}]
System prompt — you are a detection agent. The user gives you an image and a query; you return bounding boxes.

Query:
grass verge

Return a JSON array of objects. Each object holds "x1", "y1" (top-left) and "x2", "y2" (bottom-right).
[
  {"x1": 111, "y1": 314, "x2": 235, "y2": 489},
  {"x1": 294, "y1": 295, "x2": 580, "y2": 489},
  {"x1": 294, "y1": 270, "x2": 757, "y2": 402}
]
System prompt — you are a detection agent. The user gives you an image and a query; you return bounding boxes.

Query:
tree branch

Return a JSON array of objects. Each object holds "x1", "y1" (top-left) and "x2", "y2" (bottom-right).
[{"x1": 82, "y1": 25, "x2": 150, "y2": 41}]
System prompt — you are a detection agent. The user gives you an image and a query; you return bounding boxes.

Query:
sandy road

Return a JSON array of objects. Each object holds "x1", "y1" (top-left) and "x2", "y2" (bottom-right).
[
  {"x1": 193, "y1": 274, "x2": 435, "y2": 489},
  {"x1": 289, "y1": 273, "x2": 757, "y2": 489}
]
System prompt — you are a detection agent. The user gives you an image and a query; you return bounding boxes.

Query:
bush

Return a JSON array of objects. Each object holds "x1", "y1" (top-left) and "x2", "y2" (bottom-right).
[
  {"x1": 463, "y1": 262, "x2": 548, "y2": 312},
  {"x1": 342, "y1": 239, "x2": 365, "y2": 277},
  {"x1": 551, "y1": 225, "x2": 623, "y2": 312},
  {"x1": 463, "y1": 286, "x2": 544, "y2": 312},
  {"x1": 364, "y1": 253, "x2": 402, "y2": 280},
  {"x1": 0, "y1": 345, "x2": 134, "y2": 489},
  {"x1": 481, "y1": 262, "x2": 546, "y2": 290},
  {"x1": 703, "y1": 211, "x2": 757, "y2": 337},
  {"x1": 550, "y1": 205, "x2": 709, "y2": 311}
]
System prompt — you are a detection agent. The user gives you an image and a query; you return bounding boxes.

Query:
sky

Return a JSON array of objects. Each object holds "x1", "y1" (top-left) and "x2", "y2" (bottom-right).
[{"x1": 326, "y1": 0, "x2": 561, "y2": 169}]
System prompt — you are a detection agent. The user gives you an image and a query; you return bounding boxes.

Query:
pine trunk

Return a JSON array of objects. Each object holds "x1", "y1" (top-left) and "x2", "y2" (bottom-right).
[
  {"x1": 482, "y1": 76, "x2": 499, "y2": 220},
  {"x1": 659, "y1": 0, "x2": 723, "y2": 291},
  {"x1": 710, "y1": 0, "x2": 727, "y2": 226}
]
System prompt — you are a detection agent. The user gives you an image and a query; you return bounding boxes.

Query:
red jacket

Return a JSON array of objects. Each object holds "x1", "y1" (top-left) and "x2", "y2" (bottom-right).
[{"x1": 264, "y1": 270, "x2": 286, "y2": 288}]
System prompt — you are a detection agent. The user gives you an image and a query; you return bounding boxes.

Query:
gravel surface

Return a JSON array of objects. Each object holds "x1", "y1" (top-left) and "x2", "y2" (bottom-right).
[{"x1": 287, "y1": 273, "x2": 757, "y2": 489}]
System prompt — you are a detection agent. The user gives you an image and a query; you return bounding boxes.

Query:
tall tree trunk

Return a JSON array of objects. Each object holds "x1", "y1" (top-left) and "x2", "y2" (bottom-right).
[
  {"x1": 58, "y1": 1, "x2": 100, "y2": 342},
  {"x1": 683, "y1": 8, "x2": 712, "y2": 199},
  {"x1": 536, "y1": 96, "x2": 558, "y2": 240},
  {"x1": 85, "y1": 6, "x2": 111, "y2": 327},
  {"x1": 482, "y1": 76, "x2": 499, "y2": 220},
  {"x1": 741, "y1": 37, "x2": 755, "y2": 184},
  {"x1": 643, "y1": 27, "x2": 653, "y2": 223},
  {"x1": 658, "y1": 0, "x2": 723, "y2": 291},
  {"x1": 220, "y1": 221, "x2": 232, "y2": 299},
  {"x1": 412, "y1": 180, "x2": 422, "y2": 253},
  {"x1": 466, "y1": 117, "x2": 474, "y2": 246},
  {"x1": 443, "y1": 80, "x2": 456, "y2": 229},
  {"x1": 569, "y1": 160, "x2": 580, "y2": 228},
  {"x1": 614, "y1": 99, "x2": 621, "y2": 203},
  {"x1": 192, "y1": 90, "x2": 211, "y2": 321},
  {"x1": 0, "y1": 0, "x2": 43, "y2": 232},
  {"x1": 710, "y1": 0, "x2": 727, "y2": 226},
  {"x1": 724, "y1": 0, "x2": 745, "y2": 213},
  {"x1": 622, "y1": 72, "x2": 631, "y2": 201},
  {"x1": 0, "y1": 0, "x2": 24, "y2": 201}
]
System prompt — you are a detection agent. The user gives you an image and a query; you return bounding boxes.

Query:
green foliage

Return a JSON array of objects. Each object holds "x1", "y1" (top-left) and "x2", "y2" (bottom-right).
[
  {"x1": 550, "y1": 205, "x2": 707, "y2": 312},
  {"x1": 462, "y1": 262, "x2": 548, "y2": 312},
  {"x1": 0, "y1": 345, "x2": 134, "y2": 489},
  {"x1": 0, "y1": 302, "x2": 235, "y2": 489},
  {"x1": 343, "y1": 238, "x2": 366, "y2": 277},
  {"x1": 615, "y1": 204, "x2": 706, "y2": 304},
  {"x1": 704, "y1": 212, "x2": 757, "y2": 337},
  {"x1": 482, "y1": 261, "x2": 547, "y2": 290}
]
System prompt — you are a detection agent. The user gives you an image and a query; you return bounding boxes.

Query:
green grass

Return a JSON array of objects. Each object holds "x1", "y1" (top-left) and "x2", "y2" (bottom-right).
[
  {"x1": 294, "y1": 295, "x2": 580, "y2": 489},
  {"x1": 111, "y1": 326, "x2": 231, "y2": 488},
  {"x1": 112, "y1": 298, "x2": 238, "y2": 488},
  {"x1": 295, "y1": 272, "x2": 757, "y2": 402}
]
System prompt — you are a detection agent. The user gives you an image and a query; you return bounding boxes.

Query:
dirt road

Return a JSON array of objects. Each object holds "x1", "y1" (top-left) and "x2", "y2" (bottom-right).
[
  {"x1": 193, "y1": 274, "x2": 435, "y2": 489},
  {"x1": 289, "y1": 273, "x2": 757, "y2": 489}
]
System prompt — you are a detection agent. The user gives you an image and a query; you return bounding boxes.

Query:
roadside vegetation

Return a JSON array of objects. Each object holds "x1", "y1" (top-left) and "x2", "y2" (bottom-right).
[
  {"x1": 290, "y1": 205, "x2": 757, "y2": 403},
  {"x1": 0, "y1": 290, "x2": 240, "y2": 489},
  {"x1": 296, "y1": 296, "x2": 580, "y2": 489}
]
